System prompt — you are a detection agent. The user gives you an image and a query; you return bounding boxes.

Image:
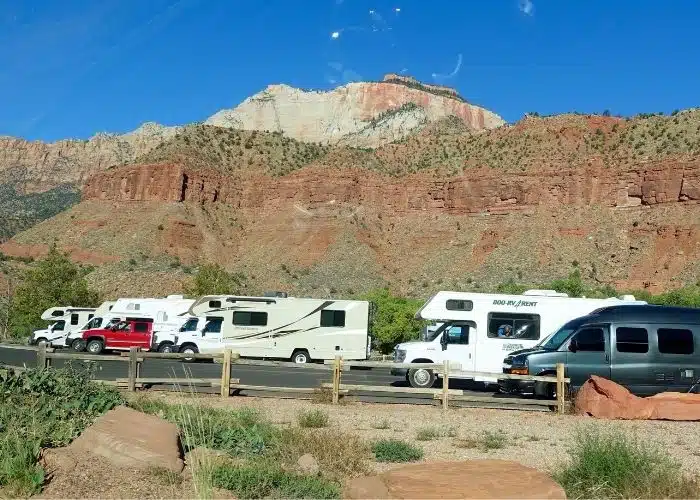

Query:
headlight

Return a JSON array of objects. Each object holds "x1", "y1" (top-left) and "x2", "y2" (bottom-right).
[{"x1": 394, "y1": 349, "x2": 406, "y2": 362}]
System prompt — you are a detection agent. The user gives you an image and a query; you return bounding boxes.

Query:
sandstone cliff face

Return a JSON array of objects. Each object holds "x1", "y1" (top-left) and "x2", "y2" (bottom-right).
[
  {"x1": 0, "y1": 122, "x2": 180, "y2": 193},
  {"x1": 82, "y1": 160, "x2": 700, "y2": 214},
  {"x1": 204, "y1": 81, "x2": 504, "y2": 147}
]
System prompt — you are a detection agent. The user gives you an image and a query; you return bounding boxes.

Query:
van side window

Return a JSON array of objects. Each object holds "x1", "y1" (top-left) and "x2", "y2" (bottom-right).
[
  {"x1": 204, "y1": 317, "x2": 224, "y2": 334},
  {"x1": 70, "y1": 313, "x2": 79, "y2": 325},
  {"x1": 134, "y1": 323, "x2": 149, "y2": 333},
  {"x1": 321, "y1": 310, "x2": 346, "y2": 327},
  {"x1": 233, "y1": 311, "x2": 268, "y2": 326},
  {"x1": 209, "y1": 300, "x2": 222, "y2": 308},
  {"x1": 487, "y1": 313, "x2": 540, "y2": 340},
  {"x1": 573, "y1": 328, "x2": 605, "y2": 352},
  {"x1": 615, "y1": 327, "x2": 649, "y2": 353},
  {"x1": 657, "y1": 328, "x2": 695, "y2": 355},
  {"x1": 446, "y1": 300, "x2": 473, "y2": 311}
]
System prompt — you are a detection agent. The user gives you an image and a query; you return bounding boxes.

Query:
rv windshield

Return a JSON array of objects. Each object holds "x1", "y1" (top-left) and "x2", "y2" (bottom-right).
[{"x1": 426, "y1": 324, "x2": 460, "y2": 342}]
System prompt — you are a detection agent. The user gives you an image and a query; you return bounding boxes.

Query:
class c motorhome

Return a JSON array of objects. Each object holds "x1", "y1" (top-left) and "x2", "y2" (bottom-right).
[
  {"x1": 160, "y1": 294, "x2": 372, "y2": 363},
  {"x1": 30, "y1": 307, "x2": 97, "y2": 347},
  {"x1": 64, "y1": 295, "x2": 193, "y2": 351},
  {"x1": 500, "y1": 304, "x2": 700, "y2": 397},
  {"x1": 391, "y1": 289, "x2": 647, "y2": 388}
]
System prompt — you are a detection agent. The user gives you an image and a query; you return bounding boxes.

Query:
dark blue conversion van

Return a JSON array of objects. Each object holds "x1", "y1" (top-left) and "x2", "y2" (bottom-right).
[{"x1": 498, "y1": 304, "x2": 700, "y2": 398}]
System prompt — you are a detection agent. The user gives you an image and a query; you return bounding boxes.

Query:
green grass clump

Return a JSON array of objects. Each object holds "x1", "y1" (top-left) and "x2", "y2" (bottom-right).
[
  {"x1": 297, "y1": 409, "x2": 329, "y2": 429},
  {"x1": 416, "y1": 426, "x2": 457, "y2": 441},
  {"x1": 0, "y1": 365, "x2": 123, "y2": 496},
  {"x1": 210, "y1": 462, "x2": 340, "y2": 499},
  {"x1": 371, "y1": 439, "x2": 423, "y2": 463},
  {"x1": 554, "y1": 428, "x2": 700, "y2": 499}
]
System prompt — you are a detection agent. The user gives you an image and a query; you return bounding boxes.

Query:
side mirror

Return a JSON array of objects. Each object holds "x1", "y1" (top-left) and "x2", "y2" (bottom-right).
[
  {"x1": 440, "y1": 332, "x2": 448, "y2": 351},
  {"x1": 568, "y1": 339, "x2": 578, "y2": 353}
]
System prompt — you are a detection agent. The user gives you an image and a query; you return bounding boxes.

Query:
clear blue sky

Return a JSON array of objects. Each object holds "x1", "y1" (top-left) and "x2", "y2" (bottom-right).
[{"x1": 1, "y1": 0, "x2": 698, "y2": 142}]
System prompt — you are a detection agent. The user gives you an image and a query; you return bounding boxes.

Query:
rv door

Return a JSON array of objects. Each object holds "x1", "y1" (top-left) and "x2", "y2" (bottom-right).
[{"x1": 439, "y1": 323, "x2": 476, "y2": 373}]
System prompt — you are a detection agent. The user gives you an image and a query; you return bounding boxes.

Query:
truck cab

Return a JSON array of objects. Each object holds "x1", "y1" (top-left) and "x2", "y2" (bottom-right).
[
  {"x1": 82, "y1": 317, "x2": 155, "y2": 354},
  {"x1": 30, "y1": 307, "x2": 96, "y2": 347}
]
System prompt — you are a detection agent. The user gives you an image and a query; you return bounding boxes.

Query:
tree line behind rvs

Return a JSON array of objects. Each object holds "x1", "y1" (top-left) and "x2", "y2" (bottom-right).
[{"x1": 0, "y1": 245, "x2": 699, "y2": 353}]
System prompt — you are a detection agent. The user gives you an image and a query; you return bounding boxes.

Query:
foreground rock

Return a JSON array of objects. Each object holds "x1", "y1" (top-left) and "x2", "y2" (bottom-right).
[
  {"x1": 575, "y1": 375, "x2": 700, "y2": 420},
  {"x1": 344, "y1": 460, "x2": 566, "y2": 499},
  {"x1": 68, "y1": 405, "x2": 184, "y2": 473}
]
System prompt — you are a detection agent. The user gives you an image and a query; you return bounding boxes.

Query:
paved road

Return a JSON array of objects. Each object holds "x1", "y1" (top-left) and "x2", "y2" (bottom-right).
[{"x1": 0, "y1": 344, "x2": 549, "y2": 410}]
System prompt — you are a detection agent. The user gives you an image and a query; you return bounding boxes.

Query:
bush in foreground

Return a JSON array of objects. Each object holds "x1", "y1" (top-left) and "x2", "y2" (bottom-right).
[
  {"x1": 297, "y1": 409, "x2": 329, "y2": 429},
  {"x1": 554, "y1": 428, "x2": 699, "y2": 499},
  {"x1": 0, "y1": 365, "x2": 123, "y2": 496},
  {"x1": 371, "y1": 439, "x2": 423, "y2": 463}
]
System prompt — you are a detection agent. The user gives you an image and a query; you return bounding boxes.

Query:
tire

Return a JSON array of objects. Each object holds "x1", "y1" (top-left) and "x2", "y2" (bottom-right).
[
  {"x1": 71, "y1": 339, "x2": 86, "y2": 352},
  {"x1": 292, "y1": 349, "x2": 310, "y2": 364},
  {"x1": 408, "y1": 366, "x2": 436, "y2": 389},
  {"x1": 157, "y1": 342, "x2": 175, "y2": 353},
  {"x1": 86, "y1": 339, "x2": 103, "y2": 354},
  {"x1": 179, "y1": 344, "x2": 199, "y2": 362},
  {"x1": 36, "y1": 338, "x2": 48, "y2": 346}
]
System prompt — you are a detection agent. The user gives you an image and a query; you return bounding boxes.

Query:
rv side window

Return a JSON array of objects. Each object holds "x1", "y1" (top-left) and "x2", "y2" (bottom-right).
[
  {"x1": 446, "y1": 299, "x2": 473, "y2": 311},
  {"x1": 487, "y1": 313, "x2": 540, "y2": 340},
  {"x1": 321, "y1": 310, "x2": 346, "y2": 327},
  {"x1": 233, "y1": 311, "x2": 268, "y2": 326},
  {"x1": 204, "y1": 317, "x2": 224, "y2": 334},
  {"x1": 657, "y1": 328, "x2": 695, "y2": 355},
  {"x1": 209, "y1": 300, "x2": 222, "y2": 308},
  {"x1": 88, "y1": 314, "x2": 94, "y2": 320},
  {"x1": 446, "y1": 325, "x2": 469, "y2": 345},
  {"x1": 615, "y1": 327, "x2": 649, "y2": 353},
  {"x1": 51, "y1": 310, "x2": 63, "y2": 317},
  {"x1": 70, "y1": 313, "x2": 80, "y2": 325}
]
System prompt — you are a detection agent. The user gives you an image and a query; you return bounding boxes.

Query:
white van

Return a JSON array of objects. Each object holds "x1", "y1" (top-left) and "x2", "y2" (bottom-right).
[
  {"x1": 64, "y1": 296, "x2": 193, "y2": 351},
  {"x1": 391, "y1": 289, "x2": 647, "y2": 388},
  {"x1": 163, "y1": 294, "x2": 372, "y2": 363},
  {"x1": 30, "y1": 307, "x2": 97, "y2": 347}
]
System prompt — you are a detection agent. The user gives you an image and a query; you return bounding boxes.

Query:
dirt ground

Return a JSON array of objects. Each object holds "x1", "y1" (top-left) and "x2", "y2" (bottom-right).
[{"x1": 144, "y1": 393, "x2": 700, "y2": 476}]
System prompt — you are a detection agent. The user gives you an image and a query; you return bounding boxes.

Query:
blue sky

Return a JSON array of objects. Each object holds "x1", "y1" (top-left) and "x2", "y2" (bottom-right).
[{"x1": 1, "y1": 0, "x2": 699, "y2": 142}]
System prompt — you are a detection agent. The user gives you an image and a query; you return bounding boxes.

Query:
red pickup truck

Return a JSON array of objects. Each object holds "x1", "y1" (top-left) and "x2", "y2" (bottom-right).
[{"x1": 82, "y1": 318, "x2": 155, "y2": 354}]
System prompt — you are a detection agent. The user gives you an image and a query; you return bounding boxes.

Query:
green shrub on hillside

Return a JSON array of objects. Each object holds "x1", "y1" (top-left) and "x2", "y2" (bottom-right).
[
  {"x1": 359, "y1": 288, "x2": 426, "y2": 354},
  {"x1": 184, "y1": 263, "x2": 247, "y2": 297},
  {"x1": 8, "y1": 243, "x2": 99, "y2": 339}
]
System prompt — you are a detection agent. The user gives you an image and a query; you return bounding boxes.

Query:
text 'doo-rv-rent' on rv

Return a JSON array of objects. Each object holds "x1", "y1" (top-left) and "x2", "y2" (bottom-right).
[
  {"x1": 156, "y1": 293, "x2": 372, "y2": 363},
  {"x1": 390, "y1": 289, "x2": 647, "y2": 389},
  {"x1": 29, "y1": 306, "x2": 97, "y2": 347},
  {"x1": 64, "y1": 295, "x2": 193, "y2": 352}
]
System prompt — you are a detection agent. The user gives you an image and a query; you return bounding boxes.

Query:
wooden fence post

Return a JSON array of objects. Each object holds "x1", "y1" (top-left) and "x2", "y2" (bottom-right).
[
  {"x1": 128, "y1": 347, "x2": 138, "y2": 392},
  {"x1": 220, "y1": 349, "x2": 232, "y2": 398},
  {"x1": 332, "y1": 355, "x2": 341, "y2": 404},
  {"x1": 37, "y1": 342, "x2": 47, "y2": 370},
  {"x1": 442, "y1": 360, "x2": 450, "y2": 410},
  {"x1": 556, "y1": 363, "x2": 565, "y2": 415}
]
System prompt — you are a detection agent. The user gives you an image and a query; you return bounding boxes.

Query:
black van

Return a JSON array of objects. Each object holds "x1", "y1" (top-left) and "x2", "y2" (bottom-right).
[{"x1": 498, "y1": 304, "x2": 700, "y2": 397}]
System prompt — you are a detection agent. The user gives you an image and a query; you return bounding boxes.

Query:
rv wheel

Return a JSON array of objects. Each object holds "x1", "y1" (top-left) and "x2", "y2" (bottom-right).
[
  {"x1": 180, "y1": 344, "x2": 199, "y2": 362},
  {"x1": 86, "y1": 339, "x2": 104, "y2": 354},
  {"x1": 157, "y1": 342, "x2": 175, "y2": 353},
  {"x1": 36, "y1": 338, "x2": 48, "y2": 346},
  {"x1": 292, "y1": 350, "x2": 310, "y2": 364},
  {"x1": 71, "y1": 339, "x2": 86, "y2": 352},
  {"x1": 408, "y1": 367, "x2": 436, "y2": 389}
]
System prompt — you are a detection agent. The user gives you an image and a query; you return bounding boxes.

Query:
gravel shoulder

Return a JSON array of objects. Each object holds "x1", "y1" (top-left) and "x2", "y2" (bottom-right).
[{"x1": 143, "y1": 393, "x2": 700, "y2": 476}]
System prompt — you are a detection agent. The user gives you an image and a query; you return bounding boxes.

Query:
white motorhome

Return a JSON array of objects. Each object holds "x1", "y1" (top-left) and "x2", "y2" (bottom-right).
[
  {"x1": 391, "y1": 289, "x2": 647, "y2": 388},
  {"x1": 64, "y1": 295, "x2": 193, "y2": 351},
  {"x1": 164, "y1": 294, "x2": 372, "y2": 363},
  {"x1": 30, "y1": 307, "x2": 97, "y2": 347}
]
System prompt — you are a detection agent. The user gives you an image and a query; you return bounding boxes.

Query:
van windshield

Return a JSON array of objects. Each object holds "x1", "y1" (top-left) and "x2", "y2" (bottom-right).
[{"x1": 539, "y1": 318, "x2": 587, "y2": 349}]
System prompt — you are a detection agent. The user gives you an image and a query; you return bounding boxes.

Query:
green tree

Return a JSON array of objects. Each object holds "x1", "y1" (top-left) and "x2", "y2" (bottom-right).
[
  {"x1": 360, "y1": 288, "x2": 425, "y2": 354},
  {"x1": 10, "y1": 243, "x2": 99, "y2": 339},
  {"x1": 184, "y1": 263, "x2": 247, "y2": 297}
]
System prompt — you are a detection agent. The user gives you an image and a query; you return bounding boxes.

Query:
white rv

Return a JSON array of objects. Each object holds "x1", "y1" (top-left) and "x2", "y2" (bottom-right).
[
  {"x1": 64, "y1": 295, "x2": 193, "y2": 351},
  {"x1": 30, "y1": 307, "x2": 97, "y2": 347},
  {"x1": 391, "y1": 289, "x2": 647, "y2": 388},
  {"x1": 164, "y1": 294, "x2": 372, "y2": 363}
]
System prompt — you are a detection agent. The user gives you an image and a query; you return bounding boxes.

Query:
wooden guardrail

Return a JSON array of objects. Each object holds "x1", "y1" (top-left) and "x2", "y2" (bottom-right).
[{"x1": 23, "y1": 343, "x2": 571, "y2": 414}]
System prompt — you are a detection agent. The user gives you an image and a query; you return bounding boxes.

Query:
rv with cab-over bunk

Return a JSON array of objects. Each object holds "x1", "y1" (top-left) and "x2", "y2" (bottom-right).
[
  {"x1": 154, "y1": 292, "x2": 372, "y2": 363},
  {"x1": 29, "y1": 306, "x2": 97, "y2": 347},
  {"x1": 390, "y1": 289, "x2": 647, "y2": 388}
]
